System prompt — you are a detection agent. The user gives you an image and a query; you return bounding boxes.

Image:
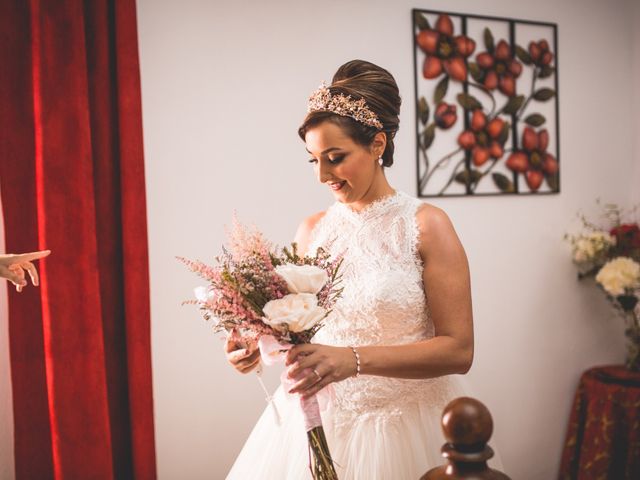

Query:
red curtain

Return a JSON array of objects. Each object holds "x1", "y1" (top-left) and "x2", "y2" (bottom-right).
[{"x1": 0, "y1": 1, "x2": 157, "y2": 478}]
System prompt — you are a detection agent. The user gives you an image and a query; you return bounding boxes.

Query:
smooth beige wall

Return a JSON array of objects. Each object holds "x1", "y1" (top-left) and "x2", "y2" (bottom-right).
[
  {"x1": 135, "y1": 0, "x2": 637, "y2": 479},
  {"x1": 0, "y1": 190, "x2": 14, "y2": 480},
  {"x1": 632, "y1": 0, "x2": 640, "y2": 205}
]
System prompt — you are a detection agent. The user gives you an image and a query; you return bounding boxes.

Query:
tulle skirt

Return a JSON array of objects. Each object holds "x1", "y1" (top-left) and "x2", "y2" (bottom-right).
[{"x1": 226, "y1": 375, "x2": 503, "y2": 479}]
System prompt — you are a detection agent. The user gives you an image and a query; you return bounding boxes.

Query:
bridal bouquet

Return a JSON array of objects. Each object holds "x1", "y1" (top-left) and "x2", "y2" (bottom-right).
[
  {"x1": 565, "y1": 202, "x2": 640, "y2": 370},
  {"x1": 178, "y1": 218, "x2": 342, "y2": 479}
]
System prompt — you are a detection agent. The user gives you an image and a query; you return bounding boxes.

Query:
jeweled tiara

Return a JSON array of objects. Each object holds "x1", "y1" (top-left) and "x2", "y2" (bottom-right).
[{"x1": 307, "y1": 82, "x2": 384, "y2": 130}]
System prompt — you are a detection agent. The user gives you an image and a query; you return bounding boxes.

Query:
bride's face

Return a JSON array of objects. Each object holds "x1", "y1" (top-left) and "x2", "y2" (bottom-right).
[{"x1": 304, "y1": 121, "x2": 379, "y2": 204}]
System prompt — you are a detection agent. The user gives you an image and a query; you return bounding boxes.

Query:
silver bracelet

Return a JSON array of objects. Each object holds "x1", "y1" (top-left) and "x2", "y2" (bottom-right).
[{"x1": 349, "y1": 346, "x2": 361, "y2": 377}]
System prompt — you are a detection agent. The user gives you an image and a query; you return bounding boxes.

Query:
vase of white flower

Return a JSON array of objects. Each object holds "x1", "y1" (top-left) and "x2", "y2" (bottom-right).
[{"x1": 566, "y1": 202, "x2": 640, "y2": 371}]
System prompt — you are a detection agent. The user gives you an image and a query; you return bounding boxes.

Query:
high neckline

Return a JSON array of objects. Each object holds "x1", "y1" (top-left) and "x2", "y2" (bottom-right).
[{"x1": 337, "y1": 190, "x2": 403, "y2": 219}]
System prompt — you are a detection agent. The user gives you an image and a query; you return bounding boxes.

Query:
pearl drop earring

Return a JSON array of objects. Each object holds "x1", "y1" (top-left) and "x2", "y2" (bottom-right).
[{"x1": 378, "y1": 156, "x2": 383, "y2": 166}]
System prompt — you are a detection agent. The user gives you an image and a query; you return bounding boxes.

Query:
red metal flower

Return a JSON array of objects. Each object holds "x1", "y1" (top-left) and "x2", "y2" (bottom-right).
[
  {"x1": 529, "y1": 39, "x2": 554, "y2": 67},
  {"x1": 416, "y1": 14, "x2": 476, "y2": 82},
  {"x1": 506, "y1": 127, "x2": 558, "y2": 191},
  {"x1": 475, "y1": 39, "x2": 522, "y2": 96},
  {"x1": 434, "y1": 102, "x2": 457, "y2": 129},
  {"x1": 456, "y1": 110, "x2": 505, "y2": 166}
]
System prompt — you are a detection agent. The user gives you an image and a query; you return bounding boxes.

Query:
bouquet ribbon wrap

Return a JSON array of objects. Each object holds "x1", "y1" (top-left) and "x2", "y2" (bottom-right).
[{"x1": 258, "y1": 335, "x2": 331, "y2": 431}]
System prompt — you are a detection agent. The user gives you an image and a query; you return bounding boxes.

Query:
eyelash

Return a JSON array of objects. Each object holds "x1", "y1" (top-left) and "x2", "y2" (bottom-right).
[{"x1": 308, "y1": 156, "x2": 345, "y2": 165}]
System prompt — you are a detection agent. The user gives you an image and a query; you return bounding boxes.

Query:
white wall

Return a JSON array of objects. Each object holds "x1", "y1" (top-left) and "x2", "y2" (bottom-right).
[
  {"x1": 632, "y1": 0, "x2": 640, "y2": 205},
  {"x1": 136, "y1": 0, "x2": 638, "y2": 478},
  {"x1": 0, "y1": 189, "x2": 15, "y2": 480}
]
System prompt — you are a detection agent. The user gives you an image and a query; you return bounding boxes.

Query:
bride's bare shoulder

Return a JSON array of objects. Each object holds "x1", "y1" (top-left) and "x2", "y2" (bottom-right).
[
  {"x1": 294, "y1": 211, "x2": 326, "y2": 255},
  {"x1": 415, "y1": 202, "x2": 466, "y2": 261}
]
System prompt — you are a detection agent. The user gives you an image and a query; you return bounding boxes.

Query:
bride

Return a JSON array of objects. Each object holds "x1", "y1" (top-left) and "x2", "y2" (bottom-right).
[{"x1": 225, "y1": 59, "x2": 501, "y2": 479}]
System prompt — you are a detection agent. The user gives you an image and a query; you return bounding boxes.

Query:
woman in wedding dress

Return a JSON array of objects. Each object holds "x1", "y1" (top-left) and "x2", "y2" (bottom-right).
[{"x1": 226, "y1": 59, "x2": 502, "y2": 479}]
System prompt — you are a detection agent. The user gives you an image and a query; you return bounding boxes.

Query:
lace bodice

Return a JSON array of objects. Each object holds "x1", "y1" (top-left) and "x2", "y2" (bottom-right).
[
  {"x1": 308, "y1": 191, "x2": 455, "y2": 428},
  {"x1": 309, "y1": 191, "x2": 431, "y2": 346}
]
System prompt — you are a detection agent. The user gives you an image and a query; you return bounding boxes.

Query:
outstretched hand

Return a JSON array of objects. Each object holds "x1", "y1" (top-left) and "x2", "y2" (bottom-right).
[
  {"x1": 285, "y1": 343, "x2": 357, "y2": 398},
  {"x1": 0, "y1": 250, "x2": 51, "y2": 292}
]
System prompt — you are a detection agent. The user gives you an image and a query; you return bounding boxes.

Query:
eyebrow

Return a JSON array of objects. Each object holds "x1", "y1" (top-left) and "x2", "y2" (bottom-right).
[{"x1": 305, "y1": 147, "x2": 343, "y2": 155}]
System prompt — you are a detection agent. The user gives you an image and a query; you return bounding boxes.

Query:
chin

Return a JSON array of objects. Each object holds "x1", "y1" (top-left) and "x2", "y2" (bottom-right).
[{"x1": 333, "y1": 189, "x2": 353, "y2": 203}]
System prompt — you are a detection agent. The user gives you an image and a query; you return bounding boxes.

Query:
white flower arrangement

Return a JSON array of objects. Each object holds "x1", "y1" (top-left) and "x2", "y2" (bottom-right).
[
  {"x1": 595, "y1": 257, "x2": 640, "y2": 297},
  {"x1": 565, "y1": 201, "x2": 640, "y2": 370}
]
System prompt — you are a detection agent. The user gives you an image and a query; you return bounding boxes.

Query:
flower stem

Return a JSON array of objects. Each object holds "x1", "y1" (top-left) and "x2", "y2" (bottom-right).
[
  {"x1": 516, "y1": 67, "x2": 538, "y2": 121},
  {"x1": 422, "y1": 147, "x2": 463, "y2": 192},
  {"x1": 469, "y1": 82, "x2": 496, "y2": 116},
  {"x1": 307, "y1": 427, "x2": 339, "y2": 479},
  {"x1": 470, "y1": 158, "x2": 500, "y2": 193},
  {"x1": 437, "y1": 158, "x2": 466, "y2": 195}
]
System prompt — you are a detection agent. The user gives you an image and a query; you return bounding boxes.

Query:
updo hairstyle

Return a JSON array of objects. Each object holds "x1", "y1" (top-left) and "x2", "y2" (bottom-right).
[{"x1": 298, "y1": 60, "x2": 401, "y2": 167}]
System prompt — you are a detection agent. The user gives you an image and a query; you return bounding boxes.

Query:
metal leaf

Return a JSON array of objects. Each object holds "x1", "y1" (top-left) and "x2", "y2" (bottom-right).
[
  {"x1": 433, "y1": 76, "x2": 449, "y2": 104},
  {"x1": 484, "y1": 28, "x2": 494, "y2": 54},
  {"x1": 533, "y1": 88, "x2": 556, "y2": 101},
  {"x1": 502, "y1": 95, "x2": 525, "y2": 115},
  {"x1": 468, "y1": 62, "x2": 483, "y2": 83},
  {"x1": 418, "y1": 97, "x2": 430, "y2": 125},
  {"x1": 492, "y1": 173, "x2": 514, "y2": 193},
  {"x1": 538, "y1": 65, "x2": 555, "y2": 79},
  {"x1": 524, "y1": 113, "x2": 546, "y2": 127},
  {"x1": 456, "y1": 92, "x2": 482, "y2": 110},
  {"x1": 414, "y1": 11, "x2": 431, "y2": 31},
  {"x1": 422, "y1": 123, "x2": 436, "y2": 149},
  {"x1": 498, "y1": 121, "x2": 510, "y2": 144},
  {"x1": 545, "y1": 172, "x2": 559, "y2": 192},
  {"x1": 455, "y1": 169, "x2": 482, "y2": 186},
  {"x1": 515, "y1": 45, "x2": 532, "y2": 65}
]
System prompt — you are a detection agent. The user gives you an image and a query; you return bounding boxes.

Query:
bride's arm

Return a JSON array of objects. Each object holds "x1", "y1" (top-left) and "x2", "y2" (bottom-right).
[
  {"x1": 362, "y1": 203, "x2": 473, "y2": 377},
  {"x1": 287, "y1": 204, "x2": 474, "y2": 396}
]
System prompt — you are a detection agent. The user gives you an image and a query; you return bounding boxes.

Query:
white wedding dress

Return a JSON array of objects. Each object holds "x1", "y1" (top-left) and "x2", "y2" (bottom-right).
[{"x1": 227, "y1": 191, "x2": 502, "y2": 479}]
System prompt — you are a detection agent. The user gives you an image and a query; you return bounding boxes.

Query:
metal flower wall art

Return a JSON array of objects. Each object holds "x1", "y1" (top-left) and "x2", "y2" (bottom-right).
[{"x1": 413, "y1": 10, "x2": 560, "y2": 197}]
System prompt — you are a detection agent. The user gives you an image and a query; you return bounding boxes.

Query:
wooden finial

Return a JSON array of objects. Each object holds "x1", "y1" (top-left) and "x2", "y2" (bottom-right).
[{"x1": 420, "y1": 397, "x2": 510, "y2": 479}]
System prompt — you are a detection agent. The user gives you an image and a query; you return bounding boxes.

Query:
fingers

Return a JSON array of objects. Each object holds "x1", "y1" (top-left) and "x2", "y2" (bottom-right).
[
  {"x1": 225, "y1": 329, "x2": 248, "y2": 353},
  {"x1": 301, "y1": 375, "x2": 332, "y2": 398},
  {"x1": 226, "y1": 342, "x2": 261, "y2": 373},
  {"x1": 0, "y1": 265, "x2": 26, "y2": 287},
  {"x1": 285, "y1": 344, "x2": 316, "y2": 366},
  {"x1": 21, "y1": 262, "x2": 39, "y2": 286},
  {"x1": 9, "y1": 250, "x2": 51, "y2": 264},
  {"x1": 0, "y1": 251, "x2": 48, "y2": 292},
  {"x1": 225, "y1": 333, "x2": 240, "y2": 354},
  {"x1": 287, "y1": 352, "x2": 318, "y2": 379},
  {"x1": 238, "y1": 355, "x2": 261, "y2": 374},
  {"x1": 288, "y1": 367, "x2": 324, "y2": 395},
  {"x1": 8, "y1": 265, "x2": 27, "y2": 292},
  {"x1": 227, "y1": 348, "x2": 249, "y2": 362}
]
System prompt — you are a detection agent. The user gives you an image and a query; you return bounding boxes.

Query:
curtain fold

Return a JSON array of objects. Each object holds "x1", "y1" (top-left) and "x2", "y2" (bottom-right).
[{"x1": 0, "y1": 1, "x2": 156, "y2": 478}]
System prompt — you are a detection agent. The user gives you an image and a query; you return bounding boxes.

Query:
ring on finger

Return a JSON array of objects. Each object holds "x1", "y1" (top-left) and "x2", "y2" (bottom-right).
[{"x1": 312, "y1": 368, "x2": 322, "y2": 381}]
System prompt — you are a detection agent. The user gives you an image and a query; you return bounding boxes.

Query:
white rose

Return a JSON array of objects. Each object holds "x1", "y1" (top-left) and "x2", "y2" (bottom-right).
[
  {"x1": 275, "y1": 264, "x2": 328, "y2": 294},
  {"x1": 194, "y1": 286, "x2": 213, "y2": 302},
  {"x1": 262, "y1": 293, "x2": 327, "y2": 333},
  {"x1": 595, "y1": 257, "x2": 640, "y2": 296}
]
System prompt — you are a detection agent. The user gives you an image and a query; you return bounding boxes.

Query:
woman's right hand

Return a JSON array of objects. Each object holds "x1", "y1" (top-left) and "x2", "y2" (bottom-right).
[
  {"x1": 0, "y1": 250, "x2": 51, "y2": 292},
  {"x1": 225, "y1": 331, "x2": 261, "y2": 374}
]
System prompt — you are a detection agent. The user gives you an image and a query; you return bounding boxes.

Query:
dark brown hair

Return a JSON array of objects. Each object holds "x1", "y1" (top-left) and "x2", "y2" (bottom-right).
[{"x1": 298, "y1": 60, "x2": 401, "y2": 167}]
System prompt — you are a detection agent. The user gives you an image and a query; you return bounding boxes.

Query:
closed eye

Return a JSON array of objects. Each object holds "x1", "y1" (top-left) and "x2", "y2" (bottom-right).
[{"x1": 307, "y1": 155, "x2": 346, "y2": 165}]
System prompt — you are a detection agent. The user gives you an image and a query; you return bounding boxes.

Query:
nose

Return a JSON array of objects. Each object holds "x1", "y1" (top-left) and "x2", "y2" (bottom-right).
[{"x1": 316, "y1": 160, "x2": 333, "y2": 184}]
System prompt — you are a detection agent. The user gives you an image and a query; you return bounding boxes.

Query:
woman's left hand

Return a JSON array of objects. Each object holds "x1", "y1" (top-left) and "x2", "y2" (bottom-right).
[{"x1": 285, "y1": 344, "x2": 357, "y2": 398}]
